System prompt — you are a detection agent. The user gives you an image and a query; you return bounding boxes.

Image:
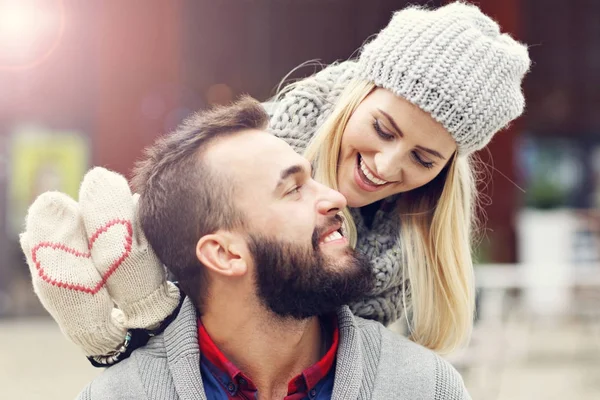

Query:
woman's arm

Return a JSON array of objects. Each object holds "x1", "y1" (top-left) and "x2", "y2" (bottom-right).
[
  {"x1": 20, "y1": 168, "x2": 181, "y2": 366},
  {"x1": 266, "y1": 60, "x2": 358, "y2": 154}
]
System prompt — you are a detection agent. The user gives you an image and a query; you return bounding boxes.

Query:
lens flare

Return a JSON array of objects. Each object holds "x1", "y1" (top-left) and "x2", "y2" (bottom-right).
[{"x1": 0, "y1": 0, "x2": 65, "y2": 71}]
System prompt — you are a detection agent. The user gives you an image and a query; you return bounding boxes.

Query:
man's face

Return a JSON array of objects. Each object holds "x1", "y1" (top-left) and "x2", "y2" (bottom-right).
[{"x1": 207, "y1": 130, "x2": 373, "y2": 318}]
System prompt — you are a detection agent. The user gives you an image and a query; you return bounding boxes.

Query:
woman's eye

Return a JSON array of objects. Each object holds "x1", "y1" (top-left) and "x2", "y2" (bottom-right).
[
  {"x1": 412, "y1": 152, "x2": 434, "y2": 169},
  {"x1": 372, "y1": 119, "x2": 394, "y2": 141}
]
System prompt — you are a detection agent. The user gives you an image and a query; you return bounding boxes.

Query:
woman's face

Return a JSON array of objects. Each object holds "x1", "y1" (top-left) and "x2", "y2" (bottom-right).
[{"x1": 337, "y1": 88, "x2": 457, "y2": 208}]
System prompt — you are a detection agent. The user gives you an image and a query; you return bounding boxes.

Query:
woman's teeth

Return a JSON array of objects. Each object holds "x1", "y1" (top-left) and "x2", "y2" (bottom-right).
[
  {"x1": 360, "y1": 157, "x2": 388, "y2": 186},
  {"x1": 322, "y1": 231, "x2": 343, "y2": 243}
]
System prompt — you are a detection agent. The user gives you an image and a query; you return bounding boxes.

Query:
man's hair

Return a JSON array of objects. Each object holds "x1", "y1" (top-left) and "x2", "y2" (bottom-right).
[{"x1": 132, "y1": 96, "x2": 269, "y2": 312}]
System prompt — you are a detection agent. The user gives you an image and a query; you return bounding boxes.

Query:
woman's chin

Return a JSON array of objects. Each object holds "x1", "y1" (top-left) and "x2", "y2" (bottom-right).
[
  {"x1": 346, "y1": 199, "x2": 364, "y2": 208},
  {"x1": 339, "y1": 173, "x2": 377, "y2": 208},
  {"x1": 340, "y1": 188, "x2": 369, "y2": 208}
]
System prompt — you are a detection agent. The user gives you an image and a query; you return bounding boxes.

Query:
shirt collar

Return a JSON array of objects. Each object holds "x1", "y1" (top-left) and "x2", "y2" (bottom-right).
[{"x1": 198, "y1": 315, "x2": 339, "y2": 397}]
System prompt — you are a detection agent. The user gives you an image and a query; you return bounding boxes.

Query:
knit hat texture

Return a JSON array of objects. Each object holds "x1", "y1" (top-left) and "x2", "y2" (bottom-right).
[{"x1": 357, "y1": 1, "x2": 531, "y2": 154}]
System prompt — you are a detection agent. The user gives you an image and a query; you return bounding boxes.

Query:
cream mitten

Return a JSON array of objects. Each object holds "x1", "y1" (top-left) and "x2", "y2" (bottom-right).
[
  {"x1": 78, "y1": 167, "x2": 180, "y2": 329},
  {"x1": 20, "y1": 192, "x2": 127, "y2": 356}
]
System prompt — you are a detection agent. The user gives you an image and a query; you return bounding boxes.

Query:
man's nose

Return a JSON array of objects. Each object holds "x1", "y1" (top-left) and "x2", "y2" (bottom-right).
[{"x1": 316, "y1": 183, "x2": 347, "y2": 216}]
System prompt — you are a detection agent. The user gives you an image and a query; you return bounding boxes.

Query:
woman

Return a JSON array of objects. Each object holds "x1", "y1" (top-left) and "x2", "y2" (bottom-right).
[
  {"x1": 20, "y1": 1, "x2": 529, "y2": 362},
  {"x1": 269, "y1": 1, "x2": 529, "y2": 352}
]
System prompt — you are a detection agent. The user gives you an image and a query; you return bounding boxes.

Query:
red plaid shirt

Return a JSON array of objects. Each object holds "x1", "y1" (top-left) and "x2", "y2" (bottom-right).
[{"x1": 198, "y1": 316, "x2": 339, "y2": 400}]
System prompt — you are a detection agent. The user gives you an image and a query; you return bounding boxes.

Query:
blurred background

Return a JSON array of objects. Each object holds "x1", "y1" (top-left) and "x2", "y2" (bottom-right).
[{"x1": 0, "y1": 0, "x2": 598, "y2": 398}]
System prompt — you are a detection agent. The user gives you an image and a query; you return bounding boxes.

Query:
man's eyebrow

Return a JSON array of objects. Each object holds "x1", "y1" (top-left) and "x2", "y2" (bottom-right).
[
  {"x1": 378, "y1": 109, "x2": 404, "y2": 138},
  {"x1": 275, "y1": 164, "x2": 305, "y2": 190},
  {"x1": 416, "y1": 145, "x2": 446, "y2": 160}
]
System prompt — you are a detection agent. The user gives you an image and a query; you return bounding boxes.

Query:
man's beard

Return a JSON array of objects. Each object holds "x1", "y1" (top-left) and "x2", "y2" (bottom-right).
[{"x1": 247, "y1": 225, "x2": 374, "y2": 320}]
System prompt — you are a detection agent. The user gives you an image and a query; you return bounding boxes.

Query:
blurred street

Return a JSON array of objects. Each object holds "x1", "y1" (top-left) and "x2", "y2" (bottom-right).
[{"x1": 0, "y1": 318, "x2": 100, "y2": 400}]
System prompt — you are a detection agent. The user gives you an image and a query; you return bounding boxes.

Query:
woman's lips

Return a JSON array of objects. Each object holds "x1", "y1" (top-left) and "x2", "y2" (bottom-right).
[{"x1": 353, "y1": 154, "x2": 391, "y2": 193}]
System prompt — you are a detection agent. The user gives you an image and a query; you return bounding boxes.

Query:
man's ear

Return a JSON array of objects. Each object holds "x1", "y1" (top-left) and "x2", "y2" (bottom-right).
[{"x1": 196, "y1": 231, "x2": 248, "y2": 277}]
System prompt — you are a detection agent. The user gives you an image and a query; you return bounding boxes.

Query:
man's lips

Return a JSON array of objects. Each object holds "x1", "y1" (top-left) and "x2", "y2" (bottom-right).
[
  {"x1": 318, "y1": 223, "x2": 343, "y2": 243},
  {"x1": 314, "y1": 214, "x2": 346, "y2": 246}
]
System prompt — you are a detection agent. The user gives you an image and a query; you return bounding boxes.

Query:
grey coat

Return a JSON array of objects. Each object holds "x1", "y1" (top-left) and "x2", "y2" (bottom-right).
[{"x1": 77, "y1": 297, "x2": 470, "y2": 400}]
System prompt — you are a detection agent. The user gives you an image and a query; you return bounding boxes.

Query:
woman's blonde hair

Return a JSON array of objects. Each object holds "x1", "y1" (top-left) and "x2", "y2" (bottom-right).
[{"x1": 304, "y1": 80, "x2": 477, "y2": 353}]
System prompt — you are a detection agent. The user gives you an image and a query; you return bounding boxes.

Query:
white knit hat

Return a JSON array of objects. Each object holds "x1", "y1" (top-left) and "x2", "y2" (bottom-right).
[{"x1": 357, "y1": 1, "x2": 531, "y2": 155}]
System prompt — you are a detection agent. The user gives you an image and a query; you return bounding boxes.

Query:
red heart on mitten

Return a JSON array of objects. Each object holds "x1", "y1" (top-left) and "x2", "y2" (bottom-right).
[{"x1": 31, "y1": 219, "x2": 133, "y2": 294}]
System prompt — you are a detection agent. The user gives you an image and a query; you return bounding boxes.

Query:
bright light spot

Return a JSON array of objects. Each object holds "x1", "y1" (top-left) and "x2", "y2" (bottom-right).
[
  {"x1": 0, "y1": 1, "x2": 39, "y2": 40},
  {"x1": 0, "y1": 0, "x2": 64, "y2": 70}
]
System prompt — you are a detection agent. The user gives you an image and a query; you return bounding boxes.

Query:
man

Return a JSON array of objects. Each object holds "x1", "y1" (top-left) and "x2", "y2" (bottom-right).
[{"x1": 31, "y1": 97, "x2": 469, "y2": 399}]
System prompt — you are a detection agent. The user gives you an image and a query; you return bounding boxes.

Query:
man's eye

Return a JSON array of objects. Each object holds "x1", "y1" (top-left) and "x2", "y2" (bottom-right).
[{"x1": 287, "y1": 186, "x2": 301, "y2": 196}]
